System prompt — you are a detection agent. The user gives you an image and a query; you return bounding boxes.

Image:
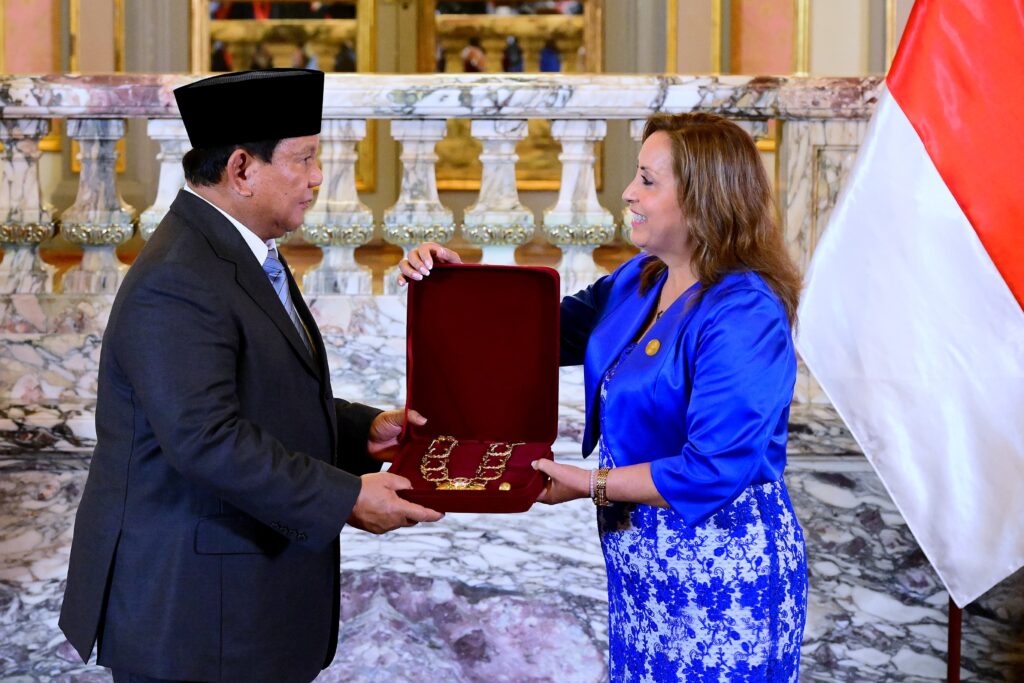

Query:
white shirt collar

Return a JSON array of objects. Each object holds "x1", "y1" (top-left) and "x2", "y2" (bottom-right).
[{"x1": 183, "y1": 184, "x2": 276, "y2": 264}]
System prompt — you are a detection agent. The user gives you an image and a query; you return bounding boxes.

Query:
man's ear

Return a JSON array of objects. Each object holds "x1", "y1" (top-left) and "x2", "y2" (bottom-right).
[{"x1": 225, "y1": 147, "x2": 258, "y2": 198}]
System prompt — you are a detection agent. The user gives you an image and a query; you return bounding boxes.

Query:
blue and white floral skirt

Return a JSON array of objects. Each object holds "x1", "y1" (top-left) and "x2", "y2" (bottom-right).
[{"x1": 596, "y1": 456, "x2": 807, "y2": 682}]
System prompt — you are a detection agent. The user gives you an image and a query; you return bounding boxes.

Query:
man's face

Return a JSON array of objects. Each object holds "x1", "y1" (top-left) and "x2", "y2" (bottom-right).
[{"x1": 248, "y1": 134, "x2": 322, "y2": 240}]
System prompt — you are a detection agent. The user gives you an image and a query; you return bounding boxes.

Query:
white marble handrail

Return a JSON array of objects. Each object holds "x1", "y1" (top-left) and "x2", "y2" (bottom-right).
[{"x1": 0, "y1": 73, "x2": 882, "y2": 119}]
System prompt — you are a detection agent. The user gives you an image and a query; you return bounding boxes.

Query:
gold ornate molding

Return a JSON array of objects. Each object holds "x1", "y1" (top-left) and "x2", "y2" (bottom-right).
[
  {"x1": 665, "y1": 0, "x2": 677, "y2": 72},
  {"x1": 794, "y1": 0, "x2": 810, "y2": 76},
  {"x1": 583, "y1": 0, "x2": 602, "y2": 72},
  {"x1": 189, "y1": 0, "x2": 211, "y2": 74},
  {"x1": 68, "y1": 0, "x2": 79, "y2": 72},
  {"x1": 113, "y1": 0, "x2": 125, "y2": 71}
]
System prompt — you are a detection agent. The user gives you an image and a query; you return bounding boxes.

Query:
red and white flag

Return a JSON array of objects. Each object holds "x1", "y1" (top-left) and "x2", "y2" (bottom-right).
[{"x1": 797, "y1": 0, "x2": 1024, "y2": 607}]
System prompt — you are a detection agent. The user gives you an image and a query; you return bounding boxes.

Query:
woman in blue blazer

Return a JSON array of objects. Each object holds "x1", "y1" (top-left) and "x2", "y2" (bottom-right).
[{"x1": 401, "y1": 113, "x2": 807, "y2": 682}]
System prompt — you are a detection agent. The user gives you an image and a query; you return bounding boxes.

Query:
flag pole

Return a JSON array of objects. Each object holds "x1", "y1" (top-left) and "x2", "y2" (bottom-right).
[{"x1": 947, "y1": 596, "x2": 961, "y2": 682}]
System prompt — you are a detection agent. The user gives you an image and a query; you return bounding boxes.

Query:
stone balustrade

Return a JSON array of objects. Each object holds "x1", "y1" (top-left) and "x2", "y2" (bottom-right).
[
  {"x1": 0, "y1": 72, "x2": 881, "y2": 415},
  {"x1": 0, "y1": 73, "x2": 881, "y2": 297}
]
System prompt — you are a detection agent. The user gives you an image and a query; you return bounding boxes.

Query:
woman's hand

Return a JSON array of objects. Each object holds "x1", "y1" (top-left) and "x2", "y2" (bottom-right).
[
  {"x1": 397, "y1": 242, "x2": 462, "y2": 285},
  {"x1": 532, "y1": 459, "x2": 591, "y2": 505},
  {"x1": 367, "y1": 409, "x2": 426, "y2": 462}
]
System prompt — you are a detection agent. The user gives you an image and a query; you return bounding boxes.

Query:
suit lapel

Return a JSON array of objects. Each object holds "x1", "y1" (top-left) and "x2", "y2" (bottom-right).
[
  {"x1": 170, "y1": 191, "x2": 321, "y2": 380},
  {"x1": 279, "y1": 251, "x2": 330, "y2": 375},
  {"x1": 233, "y1": 254, "x2": 321, "y2": 378},
  {"x1": 282, "y1": 258, "x2": 338, "y2": 453}
]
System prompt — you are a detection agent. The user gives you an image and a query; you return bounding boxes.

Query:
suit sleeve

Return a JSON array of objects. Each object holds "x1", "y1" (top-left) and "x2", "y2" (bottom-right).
[
  {"x1": 333, "y1": 399, "x2": 383, "y2": 476},
  {"x1": 113, "y1": 262, "x2": 360, "y2": 549},
  {"x1": 649, "y1": 289, "x2": 796, "y2": 526}
]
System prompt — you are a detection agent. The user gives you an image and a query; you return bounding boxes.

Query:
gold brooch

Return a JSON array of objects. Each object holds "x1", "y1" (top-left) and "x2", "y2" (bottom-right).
[{"x1": 645, "y1": 339, "x2": 661, "y2": 356}]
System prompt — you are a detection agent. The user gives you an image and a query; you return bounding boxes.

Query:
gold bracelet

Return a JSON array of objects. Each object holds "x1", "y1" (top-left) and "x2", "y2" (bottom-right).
[{"x1": 593, "y1": 467, "x2": 612, "y2": 507}]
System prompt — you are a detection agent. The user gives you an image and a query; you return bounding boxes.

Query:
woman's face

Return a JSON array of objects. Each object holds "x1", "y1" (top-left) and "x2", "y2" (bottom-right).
[{"x1": 622, "y1": 131, "x2": 691, "y2": 263}]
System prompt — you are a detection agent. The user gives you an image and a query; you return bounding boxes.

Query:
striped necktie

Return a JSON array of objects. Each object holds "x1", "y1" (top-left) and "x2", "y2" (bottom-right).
[{"x1": 263, "y1": 247, "x2": 314, "y2": 357}]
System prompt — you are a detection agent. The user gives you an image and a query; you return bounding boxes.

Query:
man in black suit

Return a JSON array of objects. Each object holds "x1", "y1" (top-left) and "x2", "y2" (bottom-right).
[{"x1": 59, "y1": 69, "x2": 442, "y2": 683}]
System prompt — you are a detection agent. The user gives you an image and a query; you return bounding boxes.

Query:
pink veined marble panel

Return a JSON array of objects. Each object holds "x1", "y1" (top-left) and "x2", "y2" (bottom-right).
[{"x1": 731, "y1": 0, "x2": 795, "y2": 75}]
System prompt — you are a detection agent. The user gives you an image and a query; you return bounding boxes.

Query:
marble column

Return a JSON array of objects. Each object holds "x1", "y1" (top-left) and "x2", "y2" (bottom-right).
[
  {"x1": 542, "y1": 120, "x2": 615, "y2": 296},
  {"x1": 60, "y1": 119, "x2": 135, "y2": 294},
  {"x1": 382, "y1": 120, "x2": 454, "y2": 295},
  {"x1": 0, "y1": 119, "x2": 57, "y2": 294},
  {"x1": 139, "y1": 119, "x2": 189, "y2": 240},
  {"x1": 462, "y1": 120, "x2": 534, "y2": 266},
  {"x1": 778, "y1": 118, "x2": 869, "y2": 404},
  {"x1": 301, "y1": 119, "x2": 374, "y2": 295}
]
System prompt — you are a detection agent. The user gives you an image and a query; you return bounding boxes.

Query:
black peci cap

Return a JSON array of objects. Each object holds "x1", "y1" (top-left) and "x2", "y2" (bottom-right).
[{"x1": 173, "y1": 68, "x2": 324, "y2": 149}]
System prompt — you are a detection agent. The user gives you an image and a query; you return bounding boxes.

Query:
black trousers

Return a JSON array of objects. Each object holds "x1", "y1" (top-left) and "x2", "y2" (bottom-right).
[{"x1": 110, "y1": 670, "x2": 201, "y2": 683}]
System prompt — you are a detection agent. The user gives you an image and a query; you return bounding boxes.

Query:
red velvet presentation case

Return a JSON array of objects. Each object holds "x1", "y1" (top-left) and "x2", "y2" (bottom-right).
[{"x1": 392, "y1": 263, "x2": 560, "y2": 513}]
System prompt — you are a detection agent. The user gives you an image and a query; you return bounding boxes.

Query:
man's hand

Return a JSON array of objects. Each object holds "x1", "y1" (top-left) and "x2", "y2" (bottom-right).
[
  {"x1": 397, "y1": 242, "x2": 463, "y2": 285},
  {"x1": 367, "y1": 409, "x2": 426, "y2": 462},
  {"x1": 348, "y1": 471, "x2": 444, "y2": 534},
  {"x1": 533, "y1": 459, "x2": 590, "y2": 505}
]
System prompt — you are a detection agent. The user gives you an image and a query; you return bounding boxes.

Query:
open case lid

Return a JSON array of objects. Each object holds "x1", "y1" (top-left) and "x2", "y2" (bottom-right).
[{"x1": 403, "y1": 263, "x2": 560, "y2": 444}]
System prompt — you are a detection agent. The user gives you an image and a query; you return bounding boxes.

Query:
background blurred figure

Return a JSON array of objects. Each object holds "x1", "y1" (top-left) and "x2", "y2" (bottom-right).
[
  {"x1": 502, "y1": 36, "x2": 524, "y2": 72},
  {"x1": 539, "y1": 39, "x2": 561, "y2": 72},
  {"x1": 461, "y1": 37, "x2": 486, "y2": 72},
  {"x1": 250, "y1": 42, "x2": 273, "y2": 69},
  {"x1": 334, "y1": 41, "x2": 357, "y2": 72},
  {"x1": 210, "y1": 40, "x2": 232, "y2": 72},
  {"x1": 295, "y1": 43, "x2": 318, "y2": 70}
]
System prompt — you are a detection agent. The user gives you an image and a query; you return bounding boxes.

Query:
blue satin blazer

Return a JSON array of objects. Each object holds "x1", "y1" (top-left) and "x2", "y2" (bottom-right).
[{"x1": 561, "y1": 254, "x2": 796, "y2": 526}]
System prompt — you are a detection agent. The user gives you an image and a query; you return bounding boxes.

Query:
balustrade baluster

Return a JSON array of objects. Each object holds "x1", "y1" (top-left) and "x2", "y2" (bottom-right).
[
  {"x1": 0, "y1": 120, "x2": 57, "y2": 293},
  {"x1": 382, "y1": 120, "x2": 454, "y2": 295},
  {"x1": 543, "y1": 119, "x2": 615, "y2": 296},
  {"x1": 462, "y1": 120, "x2": 534, "y2": 266},
  {"x1": 139, "y1": 119, "x2": 189, "y2": 241},
  {"x1": 301, "y1": 119, "x2": 374, "y2": 295},
  {"x1": 60, "y1": 119, "x2": 135, "y2": 294}
]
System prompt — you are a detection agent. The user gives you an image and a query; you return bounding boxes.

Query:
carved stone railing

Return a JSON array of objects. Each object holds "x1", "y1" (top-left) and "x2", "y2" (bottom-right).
[{"x1": 0, "y1": 73, "x2": 881, "y2": 417}]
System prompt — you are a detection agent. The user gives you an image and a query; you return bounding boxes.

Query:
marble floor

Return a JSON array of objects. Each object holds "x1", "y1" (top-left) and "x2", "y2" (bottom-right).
[{"x1": 2, "y1": 409, "x2": 1024, "y2": 681}]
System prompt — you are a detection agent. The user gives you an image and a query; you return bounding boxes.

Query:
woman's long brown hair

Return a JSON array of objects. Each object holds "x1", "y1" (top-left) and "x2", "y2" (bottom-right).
[{"x1": 637, "y1": 113, "x2": 801, "y2": 326}]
